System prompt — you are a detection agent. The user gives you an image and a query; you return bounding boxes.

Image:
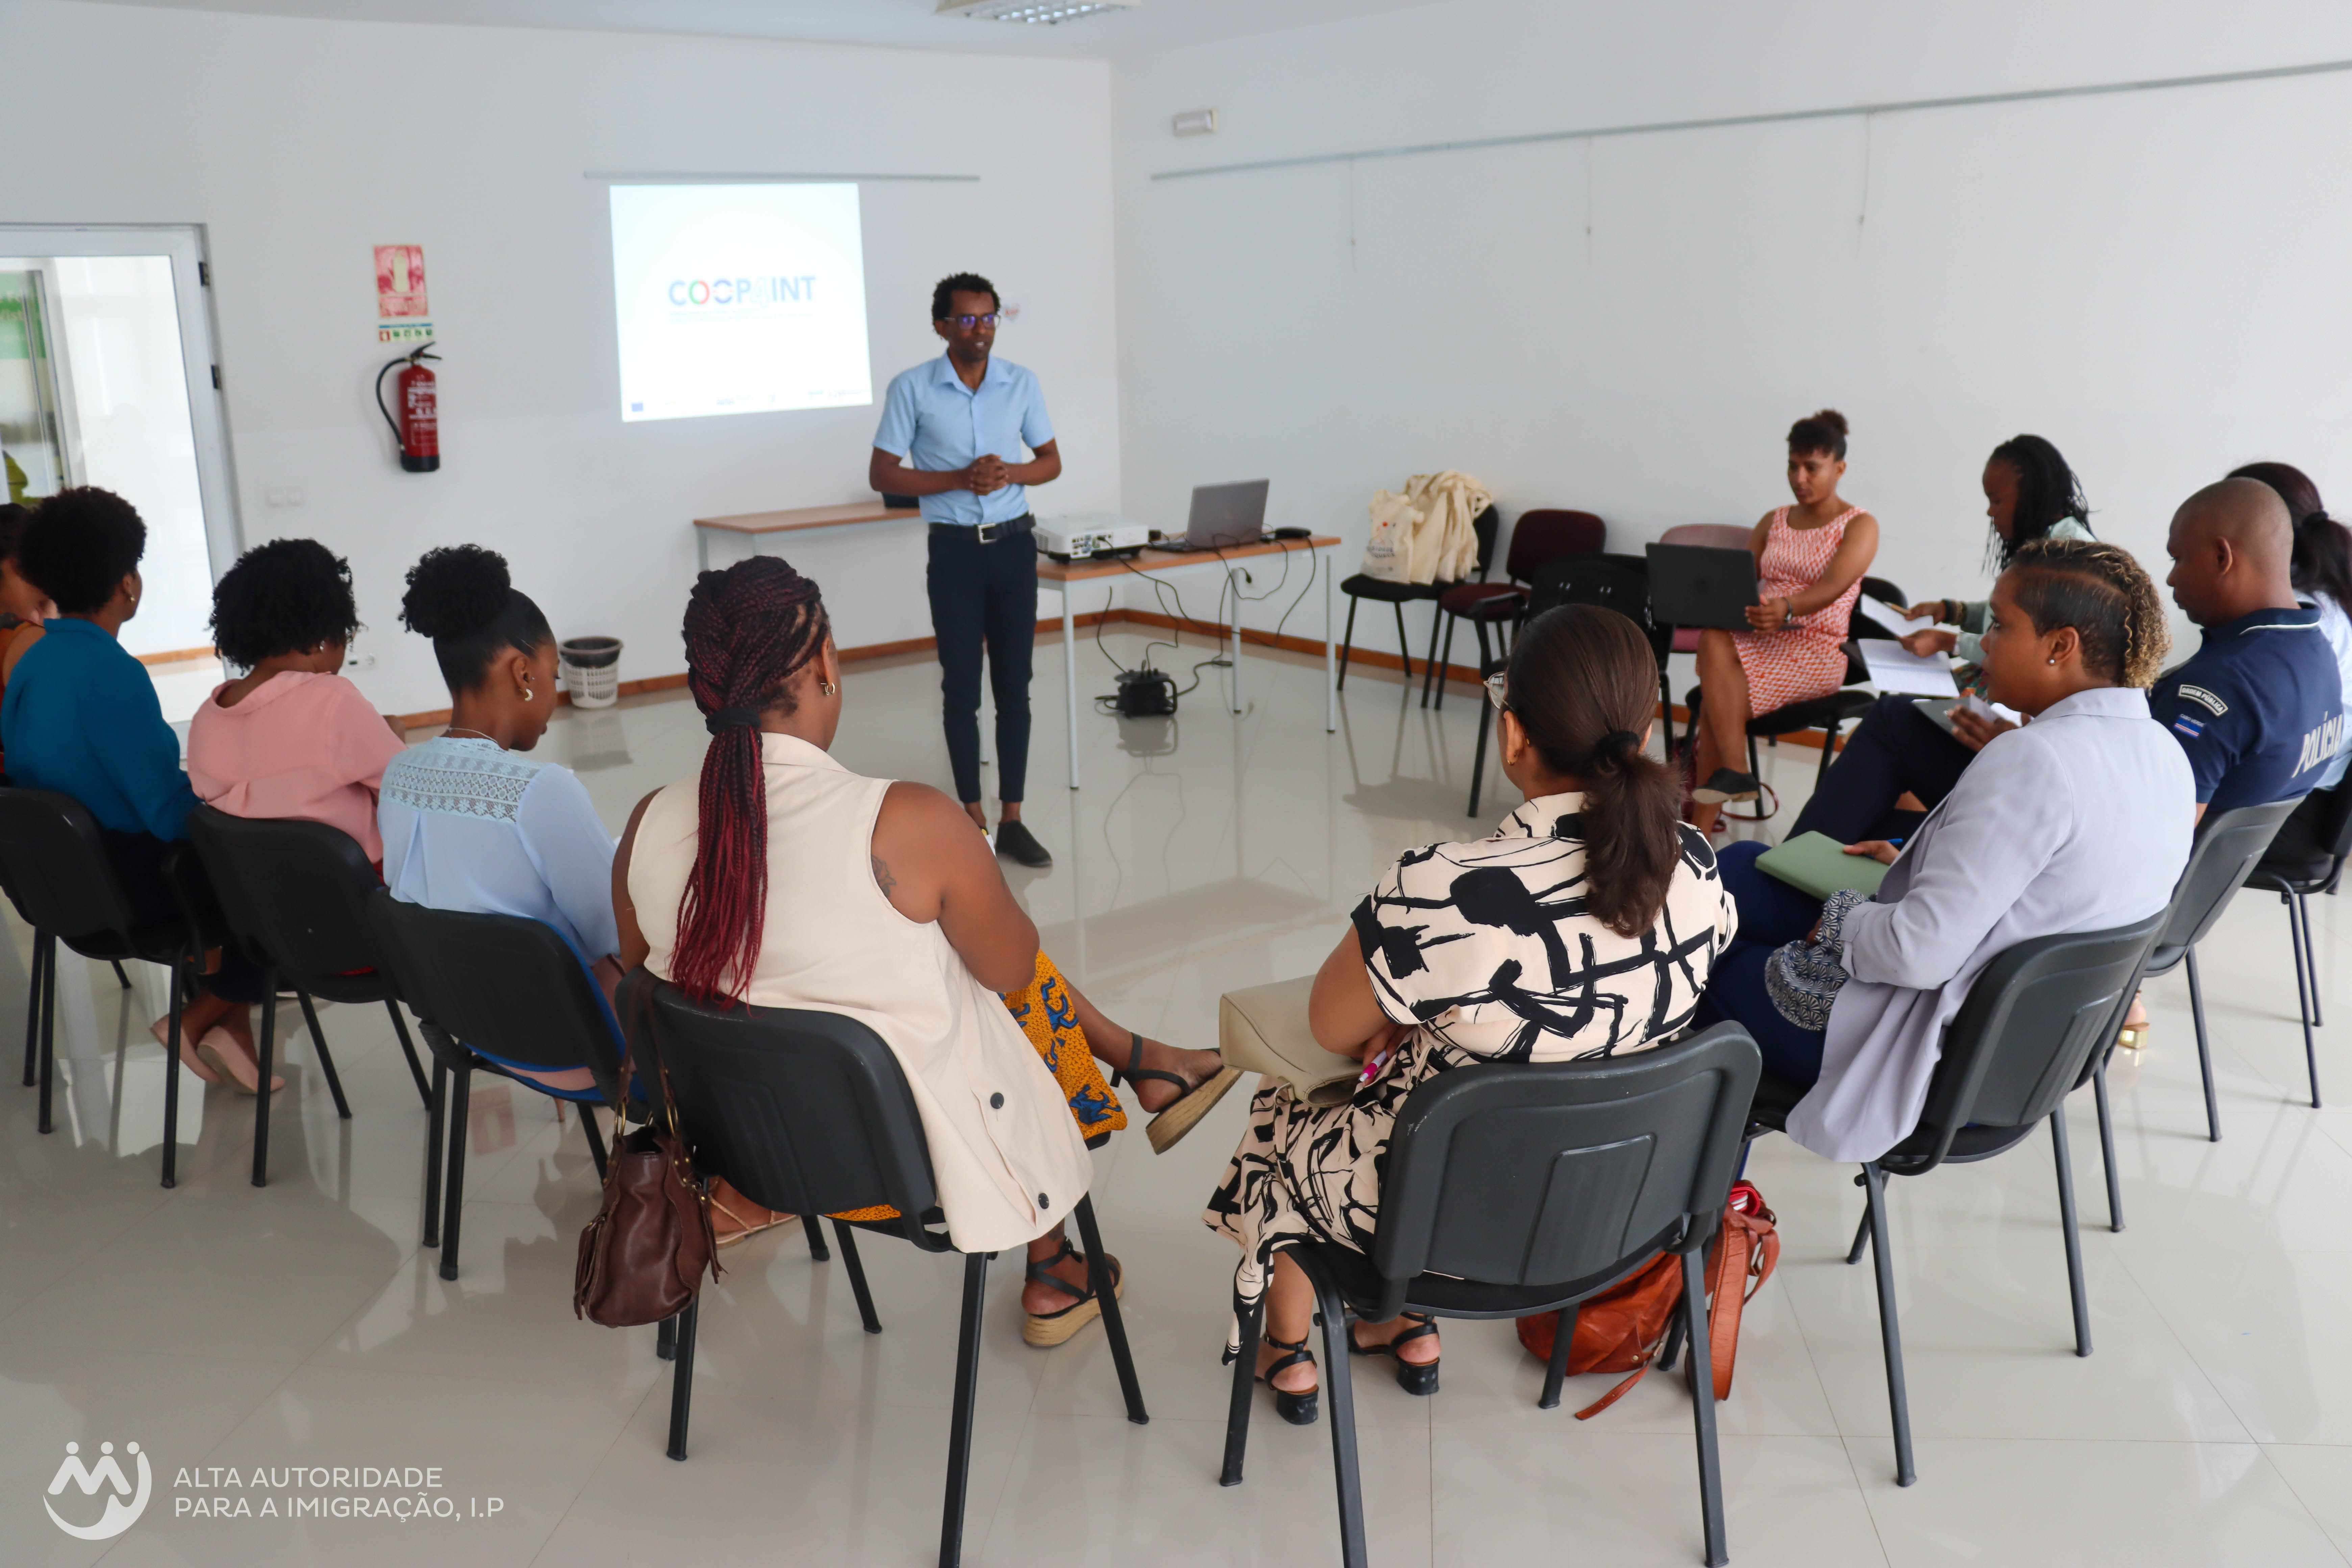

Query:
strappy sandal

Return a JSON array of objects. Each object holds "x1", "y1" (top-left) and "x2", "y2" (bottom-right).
[
  {"x1": 1257, "y1": 1331, "x2": 1321, "y2": 1425},
  {"x1": 1111, "y1": 1030, "x2": 1244, "y2": 1154},
  {"x1": 709, "y1": 1191, "x2": 793, "y2": 1251},
  {"x1": 1022, "y1": 1240, "x2": 1123, "y2": 1347},
  {"x1": 1349, "y1": 1311, "x2": 1441, "y2": 1396}
]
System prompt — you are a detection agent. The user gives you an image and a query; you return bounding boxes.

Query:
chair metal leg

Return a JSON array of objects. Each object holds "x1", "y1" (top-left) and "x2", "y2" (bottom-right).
[
  {"x1": 1300, "y1": 1254, "x2": 1369, "y2": 1568},
  {"x1": 20, "y1": 928, "x2": 42, "y2": 1087},
  {"x1": 1845, "y1": 1206, "x2": 1870, "y2": 1265},
  {"x1": 421, "y1": 1058, "x2": 446, "y2": 1248},
  {"x1": 295, "y1": 991, "x2": 351, "y2": 1120},
  {"x1": 1419, "y1": 604, "x2": 1448, "y2": 707},
  {"x1": 1391, "y1": 602, "x2": 1414, "y2": 685},
  {"x1": 1073, "y1": 1195, "x2": 1148, "y2": 1425},
  {"x1": 250, "y1": 979, "x2": 279, "y2": 1187},
  {"x1": 831, "y1": 1220, "x2": 882, "y2": 1334},
  {"x1": 579, "y1": 1101, "x2": 608, "y2": 1180},
  {"x1": 2093, "y1": 1062, "x2": 2124, "y2": 1232},
  {"x1": 385, "y1": 1001, "x2": 432, "y2": 1110},
  {"x1": 1816, "y1": 719, "x2": 1846, "y2": 788},
  {"x1": 2301, "y1": 888, "x2": 2325, "y2": 1028},
  {"x1": 2049, "y1": 1110, "x2": 2092, "y2": 1356},
  {"x1": 938, "y1": 1252, "x2": 990, "y2": 1568},
  {"x1": 1538, "y1": 1303, "x2": 1578, "y2": 1410},
  {"x1": 2287, "y1": 891, "x2": 2323, "y2": 1108},
  {"x1": 656, "y1": 1313, "x2": 677, "y2": 1361},
  {"x1": 159, "y1": 951, "x2": 184, "y2": 1189},
  {"x1": 1220, "y1": 1296, "x2": 1262, "y2": 1487},
  {"x1": 1659, "y1": 1304, "x2": 1686, "y2": 1373},
  {"x1": 35, "y1": 932, "x2": 55, "y2": 1134},
  {"x1": 1430, "y1": 614, "x2": 1458, "y2": 712},
  {"x1": 439, "y1": 1061, "x2": 470, "y2": 1281},
  {"x1": 801, "y1": 1211, "x2": 832, "y2": 1261},
  {"x1": 665, "y1": 1297, "x2": 699, "y2": 1461},
  {"x1": 1337, "y1": 596, "x2": 1360, "y2": 691},
  {"x1": 111, "y1": 958, "x2": 131, "y2": 989},
  {"x1": 1860, "y1": 1162, "x2": 1915, "y2": 1486},
  {"x1": 1680, "y1": 1248, "x2": 1730, "y2": 1568},
  {"x1": 2187, "y1": 947, "x2": 2221, "y2": 1141}
]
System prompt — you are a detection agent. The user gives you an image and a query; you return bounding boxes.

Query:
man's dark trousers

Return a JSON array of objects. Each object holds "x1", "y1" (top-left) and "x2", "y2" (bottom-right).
[{"x1": 927, "y1": 517, "x2": 1037, "y2": 806}]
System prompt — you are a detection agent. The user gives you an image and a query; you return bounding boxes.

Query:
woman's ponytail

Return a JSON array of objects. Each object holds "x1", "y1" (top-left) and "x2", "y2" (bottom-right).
[{"x1": 1504, "y1": 605, "x2": 1685, "y2": 937}]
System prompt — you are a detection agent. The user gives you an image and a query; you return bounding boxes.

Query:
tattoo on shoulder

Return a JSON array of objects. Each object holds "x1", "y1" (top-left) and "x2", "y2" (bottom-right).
[{"x1": 871, "y1": 854, "x2": 898, "y2": 898}]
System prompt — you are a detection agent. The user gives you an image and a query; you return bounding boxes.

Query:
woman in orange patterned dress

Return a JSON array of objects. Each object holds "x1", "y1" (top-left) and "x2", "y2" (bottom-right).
[{"x1": 1689, "y1": 410, "x2": 1880, "y2": 833}]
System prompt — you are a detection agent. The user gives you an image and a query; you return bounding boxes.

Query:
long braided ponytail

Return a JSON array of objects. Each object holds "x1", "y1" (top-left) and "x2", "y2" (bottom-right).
[{"x1": 671, "y1": 557, "x2": 831, "y2": 1003}]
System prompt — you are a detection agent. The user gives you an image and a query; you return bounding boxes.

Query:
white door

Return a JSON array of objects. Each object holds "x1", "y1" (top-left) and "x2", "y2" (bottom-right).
[{"x1": 0, "y1": 224, "x2": 239, "y2": 660}]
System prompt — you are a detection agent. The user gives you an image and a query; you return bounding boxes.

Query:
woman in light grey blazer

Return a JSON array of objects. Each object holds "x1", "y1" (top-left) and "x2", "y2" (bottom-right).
[{"x1": 1697, "y1": 538, "x2": 2193, "y2": 1160}]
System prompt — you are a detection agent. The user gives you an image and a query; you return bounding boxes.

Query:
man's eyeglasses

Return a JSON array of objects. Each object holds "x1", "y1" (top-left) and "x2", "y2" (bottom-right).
[
  {"x1": 942, "y1": 313, "x2": 1001, "y2": 330},
  {"x1": 1484, "y1": 672, "x2": 1509, "y2": 711}
]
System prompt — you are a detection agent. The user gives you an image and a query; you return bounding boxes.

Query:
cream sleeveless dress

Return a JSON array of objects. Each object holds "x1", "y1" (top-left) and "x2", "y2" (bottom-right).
[{"x1": 629, "y1": 732, "x2": 1093, "y2": 1253}]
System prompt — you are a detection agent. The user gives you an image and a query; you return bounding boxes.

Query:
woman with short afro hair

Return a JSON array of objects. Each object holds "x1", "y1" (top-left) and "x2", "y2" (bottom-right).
[{"x1": 188, "y1": 537, "x2": 408, "y2": 867}]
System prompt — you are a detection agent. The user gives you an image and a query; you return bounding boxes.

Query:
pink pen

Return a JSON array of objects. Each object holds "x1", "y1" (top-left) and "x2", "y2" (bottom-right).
[{"x1": 1359, "y1": 1045, "x2": 1394, "y2": 1084}]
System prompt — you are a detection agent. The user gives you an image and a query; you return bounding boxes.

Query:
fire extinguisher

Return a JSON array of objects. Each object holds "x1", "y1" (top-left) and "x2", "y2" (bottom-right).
[{"x1": 374, "y1": 343, "x2": 440, "y2": 472}]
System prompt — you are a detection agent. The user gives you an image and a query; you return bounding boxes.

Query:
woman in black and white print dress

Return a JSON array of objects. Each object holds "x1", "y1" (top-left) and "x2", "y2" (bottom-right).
[{"x1": 1205, "y1": 606, "x2": 1736, "y2": 1413}]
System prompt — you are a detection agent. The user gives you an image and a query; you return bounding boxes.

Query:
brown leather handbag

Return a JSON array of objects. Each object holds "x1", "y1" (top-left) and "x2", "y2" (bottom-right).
[
  {"x1": 573, "y1": 1024, "x2": 721, "y2": 1328},
  {"x1": 1514, "y1": 1180, "x2": 1779, "y2": 1418}
]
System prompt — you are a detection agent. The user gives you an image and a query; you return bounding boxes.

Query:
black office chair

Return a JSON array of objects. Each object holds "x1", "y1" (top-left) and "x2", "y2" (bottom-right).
[
  {"x1": 186, "y1": 807, "x2": 433, "y2": 1189},
  {"x1": 2245, "y1": 782, "x2": 2352, "y2": 1108},
  {"x1": 1464, "y1": 557, "x2": 1664, "y2": 817},
  {"x1": 1222, "y1": 1024, "x2": 1759, "y2": 1568},
  {"x1": 1680, "y1": 575, "x2": 1907, "y2": 820},
  {"x1": 367, "y1": 894, "x2": 638, "y2": 1280},
  {"x1": 1423, "y1": 507, "x2": 1596, "y2": 709},
  {"x1": 624, "y1": 973, "x2": 1149, "y2": 1568},
  {"x1": 1744, "y1": 911, "x2": 2166, "y2": 1488},
  {"x1": 0, "y1": 788, "x2": 222, "y2": 1186},
  {"x1": 2135, "y1": 797, "x2": 2304, "y2": 1142},
  {"x1": 1337, "y1": 504, "x2": 1501, "y2": 695}
]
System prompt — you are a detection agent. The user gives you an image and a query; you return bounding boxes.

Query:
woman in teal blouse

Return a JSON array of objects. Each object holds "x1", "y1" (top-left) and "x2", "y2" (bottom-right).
[{"x1": 0, "y1": 488, "x2": 273, "y2": 1092}]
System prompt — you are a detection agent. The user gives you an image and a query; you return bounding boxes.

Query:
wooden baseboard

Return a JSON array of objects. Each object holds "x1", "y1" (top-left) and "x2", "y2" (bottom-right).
[{"x1": 135, "y1": 644, "x2": 217, "y2": 667}]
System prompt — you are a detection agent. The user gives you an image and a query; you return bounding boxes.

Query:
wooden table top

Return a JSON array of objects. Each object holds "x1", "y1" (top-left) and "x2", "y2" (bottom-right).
[
  {"x1": 1039, "y1": 533, "x2": 1342, "y2": 583},
  {"x1": 692, "y1": 501, "x2": 921, "y2": 535}
]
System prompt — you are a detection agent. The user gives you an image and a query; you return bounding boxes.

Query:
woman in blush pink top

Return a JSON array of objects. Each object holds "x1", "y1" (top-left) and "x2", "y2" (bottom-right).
[{"x1": 188, "y1": 540, "x2": 406, "y2": 864}]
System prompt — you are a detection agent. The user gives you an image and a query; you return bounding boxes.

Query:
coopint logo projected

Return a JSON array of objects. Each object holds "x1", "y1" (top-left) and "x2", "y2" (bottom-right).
[{"x1": 610, "y1": 183, "x2": 874, "y2": 422}]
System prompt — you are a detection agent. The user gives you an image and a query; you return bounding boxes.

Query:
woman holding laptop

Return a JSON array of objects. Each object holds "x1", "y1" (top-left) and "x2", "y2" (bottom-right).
[{"x1": 1688, "y1": 410, "x2": 1880, "y2": 832}]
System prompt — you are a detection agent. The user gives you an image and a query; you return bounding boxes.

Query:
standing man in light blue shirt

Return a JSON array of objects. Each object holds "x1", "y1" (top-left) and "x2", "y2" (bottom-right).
[{"x1": 871, "y1": 272, "x2": 1062, "y2": 868}]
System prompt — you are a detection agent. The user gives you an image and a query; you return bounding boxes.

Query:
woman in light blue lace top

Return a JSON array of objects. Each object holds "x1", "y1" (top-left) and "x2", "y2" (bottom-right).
[{"x1": 378, "y1": 546, "x2": 616, "y2": 1091}]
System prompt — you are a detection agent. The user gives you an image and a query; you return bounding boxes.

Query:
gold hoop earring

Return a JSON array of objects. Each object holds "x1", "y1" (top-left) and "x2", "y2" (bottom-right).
[
  {"x1": 522, "y1": 687, "x2": 535, "y2": 702},
  {"x1": 820, "y1": 681, "x2": 838, "y2": 697}
]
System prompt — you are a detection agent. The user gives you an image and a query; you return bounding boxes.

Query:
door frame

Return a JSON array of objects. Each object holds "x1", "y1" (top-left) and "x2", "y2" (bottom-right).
[{"x1": 0, "y1": 223, "x2": 244, "y2": 580}]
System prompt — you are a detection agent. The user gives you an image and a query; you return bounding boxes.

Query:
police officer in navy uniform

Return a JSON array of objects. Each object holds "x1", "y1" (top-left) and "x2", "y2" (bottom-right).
[{"x1": 871, "y1": 273, "x2": 1060, "y2": 869}]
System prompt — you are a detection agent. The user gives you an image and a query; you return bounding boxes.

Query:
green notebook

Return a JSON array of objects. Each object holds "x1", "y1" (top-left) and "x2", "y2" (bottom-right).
[{"x1": 1754, "y1": 831, "x2": 1891, "y2": 901}]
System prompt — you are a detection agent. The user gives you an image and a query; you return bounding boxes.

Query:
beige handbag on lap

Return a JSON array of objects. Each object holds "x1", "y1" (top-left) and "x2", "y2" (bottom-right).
[{"x1": 1219, "y1": 976, "x2": 1366, "y2": 1108}]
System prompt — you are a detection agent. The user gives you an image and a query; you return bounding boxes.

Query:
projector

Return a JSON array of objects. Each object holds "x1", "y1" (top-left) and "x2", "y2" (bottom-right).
[{"x1": 1034, "y1": 514, "x2": 1153, "y2": 562}]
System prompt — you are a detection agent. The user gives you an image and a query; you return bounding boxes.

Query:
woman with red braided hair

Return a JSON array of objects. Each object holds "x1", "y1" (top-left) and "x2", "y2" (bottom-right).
[{"x1": 615, "y1": 556, "x2": 1235, "y2": 1345}]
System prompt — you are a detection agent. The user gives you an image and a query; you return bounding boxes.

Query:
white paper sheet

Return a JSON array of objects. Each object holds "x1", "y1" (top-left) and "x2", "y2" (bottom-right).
[
  {"x1": 1856, "y1": 637, "x2": 1961, "y2": 697},
  {"x1": 1864, "y1": 598, "x2": 1938, "y2": 639}
]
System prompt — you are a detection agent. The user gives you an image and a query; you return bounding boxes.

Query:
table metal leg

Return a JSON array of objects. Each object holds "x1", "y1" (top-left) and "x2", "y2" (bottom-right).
[
  {"x1": 1228, "y1": 566, "x2": 1244, "y2": 714},
  {"x1": 1062, "y1": 586, "x2": 1080, "y2": 791},
  {"x1": 1323, "y1": 550, "x2": 1337, "y2": 732}
]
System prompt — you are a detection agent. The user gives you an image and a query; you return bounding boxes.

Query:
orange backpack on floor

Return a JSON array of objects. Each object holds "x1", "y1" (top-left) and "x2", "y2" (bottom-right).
[{"x1": 1514, "y1": 1181, "x2": 1780, "y2": 1419}]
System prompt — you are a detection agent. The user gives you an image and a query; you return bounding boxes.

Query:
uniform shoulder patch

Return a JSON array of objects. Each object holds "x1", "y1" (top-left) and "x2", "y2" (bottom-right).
[{"x1": 2176, "y1": 684, "x2": 2228, "y2": 716}]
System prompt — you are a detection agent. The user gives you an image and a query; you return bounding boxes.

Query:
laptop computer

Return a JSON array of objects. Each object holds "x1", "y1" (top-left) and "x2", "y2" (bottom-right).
[
  {"x1": 1155, "y1": 480, "x2": 1270, "y2": 552},
  {"x1": 1645, "y1": 542, "x2": 1761, "y2": 630}
]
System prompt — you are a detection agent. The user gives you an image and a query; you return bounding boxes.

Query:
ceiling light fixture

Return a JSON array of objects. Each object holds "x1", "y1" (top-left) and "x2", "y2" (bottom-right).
[{"x1": 936, "y1": 0, "x2": 1141, "y2": 23}]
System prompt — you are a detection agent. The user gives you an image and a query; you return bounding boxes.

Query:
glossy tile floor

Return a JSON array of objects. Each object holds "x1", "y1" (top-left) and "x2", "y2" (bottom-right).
[{"x1": 8, "y1": 632, "x2": 2352, "y2": 1565}]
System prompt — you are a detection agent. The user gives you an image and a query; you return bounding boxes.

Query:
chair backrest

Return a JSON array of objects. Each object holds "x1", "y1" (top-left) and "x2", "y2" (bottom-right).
[
  {"x1": 1366, "y1": 1023, "x2": 1759, "y2": 1313},
  {"x1": 365, "y1": 890, "x2": 625, "y2": 1095},
  {"x1": 186, "y1": 806, "x2": 382, "y2": 984},
  {"x1": 2317, "y1": 784, "x2": 2352, "y2": 883},
  {"x1": 619, "y1": 972, "x2": 942, "y2": 1235},
  {"x1": 0, "y1": 786, "x2": 141, "y2": 942},
  {"x1": 1900, "y1": 911, "x2": 2167, "y2": 1169},
  {"x1": 2153, "y1": 796, "x2": 2303, "y2": 966},
  {"x1": 1525, "y1": 556, "x2": 1660, "y2": 638},
  {"x1": 1658, "y1": 523, "x2": 1752, "y2": 552},
  {"x1": 1849, "y1": 576, "x2": 1910, "y2": 642},
  {"x1": 1468, "y1": 505, "x2": 1502, "y2": 579},
  {"x1": 1504, "y1": 510, "x2": 1605, "y2": 583}
]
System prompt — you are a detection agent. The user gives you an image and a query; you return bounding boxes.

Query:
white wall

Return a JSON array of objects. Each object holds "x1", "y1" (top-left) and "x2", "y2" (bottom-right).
[
  {"x1": 1113, "y1": 0, "x2": 2352, "y2": 667},
  {"x1": 1, "y1": 0, "x2": 1119, "y2": 713}
]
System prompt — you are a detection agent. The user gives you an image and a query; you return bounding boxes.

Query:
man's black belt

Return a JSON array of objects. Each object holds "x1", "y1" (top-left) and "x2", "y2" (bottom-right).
[{"x1": 931, "y1": 513, "x2": 1034, "y2": 546}]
